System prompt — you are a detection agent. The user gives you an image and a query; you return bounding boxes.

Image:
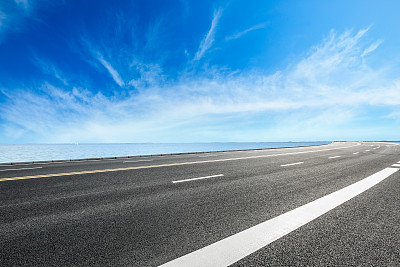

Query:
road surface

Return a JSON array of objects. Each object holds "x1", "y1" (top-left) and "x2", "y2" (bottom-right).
[{"x1": 1, "y1": 142, "x2": 399, "y2": 266}]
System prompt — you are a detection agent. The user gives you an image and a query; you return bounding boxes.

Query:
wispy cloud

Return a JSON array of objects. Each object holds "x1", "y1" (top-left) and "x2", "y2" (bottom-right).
[
  {"x1": 0, "y1": 0, "x2": 42, "y2": 43},
  {"x1": 194, "y1": 8, "x2": 223, "y2": 61},
  {"x1": 14, "y1": 0, "x2": 29, "y2": 9},
  {"x1": 361, "y1": 39, "x2": 383, "y2": 57},
  {"x1": 225, "y1": 22, "x2": 268, "y2": 40},
  {"x1": 2, "y1": 28, "x2": 400, "y2": 143},
  {"x1": 97, "y1": 55, "x2": 125, "y2": 87}
]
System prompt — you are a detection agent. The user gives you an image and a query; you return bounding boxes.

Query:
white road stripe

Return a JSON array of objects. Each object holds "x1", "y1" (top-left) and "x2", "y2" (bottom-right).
[
  {"x1": 281, "y1": 162, "x2": 304, "y2": 167},
  {"x1": 0, "y1": 167, "x2": 43, "y2": 172},
  {"x1": 123, "y1": 160, "x2": 153, "y2": 163},
  {"x1": 0, "y1": 143, "x2": 362, "y2": 182},
  {"x1": 365, "y1": 150, "x2": 370, "y2": 152},
  {"x1": 172, "y1": 174, "x2": 224, "y2": 184},
  {"x1": 392, "y1": 164, "x2": 400, "y2": 167},
  {"x1": 353, "y1": 152, "x2": 359, "y2": 155},
  {"x1": 160, "y1": 167, "x2": 399, "y2": 267},
  {"x1": 329, "y1": 156, "x2": 341, "y2": 159},
  {"x1": 198, "y1": 155, "x2": 218, "y2": 157}
]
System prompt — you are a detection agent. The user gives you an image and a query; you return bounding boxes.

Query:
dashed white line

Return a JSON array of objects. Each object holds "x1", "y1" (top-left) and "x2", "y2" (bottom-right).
[
  {"x1": 0, "y1": 143, "x2": 361, "y2": 182},
  {"x1": 160, "y1": 167, "x2": 399, "y2": 267},
  {"x1": 281, "y1": 162, "x2": 304, "y2": 167},
  {"x1": 198, "y1": 155, "x2": 218, "y2": 158},
  {"x1": 172, "y1": 174, "x2": 224, "y2": 184},
  {"x1": 353, "y1": 152, "x2": 359, "y2": 155},
  {"x1": 329, "y1": 156, "x2": 341, "y2": 159},
  {"x1": 0, "y1": 167, "x2": 43, "y2": 172},
  {"x1": 365, "y1": 150, "x2": 370, "y2": 152},
  {"x1": 392, "y1": 164, "x2": 400, "y2": 167}
]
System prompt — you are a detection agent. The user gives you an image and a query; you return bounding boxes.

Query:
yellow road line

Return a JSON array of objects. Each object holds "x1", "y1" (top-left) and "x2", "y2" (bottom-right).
[{"x1": 0, "y1": 143, "x2": 361, "y2": 182}]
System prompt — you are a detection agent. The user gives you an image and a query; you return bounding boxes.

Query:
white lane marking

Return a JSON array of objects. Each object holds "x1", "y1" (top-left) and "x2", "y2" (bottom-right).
[
  {"x1": 198, "y1": 155, "x2": 218, "y2": 158},
  {"x1": 353, "y1": 152, "x2": 359, "y2": 155},
  {"x1": 281, "y1": 162, "x2": 304, "y2": 167},
  {"x1": 123, "y1": 160, "x2": 153, "y2": 163},
  {"x1": 0, "y1": 143, "x2": 362, "y2": 182},
  {"x1": 392, "y1": 164, "x2": 400, "y2": 167},
  {"x1": 0, "y1": 167, "x2": 43, "y2": 172},
  {"x1": 365, "y1": 150, "x2": 370, "y2": 152},
  {"x1": 329, "y1": 156, "x2": 341, "y2": 159},
  {"x1": 172, "y1": 174, "x2": 224, "y2": 184},
  {"x1": 370, "y1": 145, "x2": 374, "y2": 146},
  {"x1": 160, "y1": 167, "x2": 399, "y2": 267}
]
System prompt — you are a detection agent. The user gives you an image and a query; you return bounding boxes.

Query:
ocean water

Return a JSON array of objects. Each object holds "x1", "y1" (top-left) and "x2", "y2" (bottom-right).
[{"x1": 0, "y1": 142, "x2": 330, "y2": 163}]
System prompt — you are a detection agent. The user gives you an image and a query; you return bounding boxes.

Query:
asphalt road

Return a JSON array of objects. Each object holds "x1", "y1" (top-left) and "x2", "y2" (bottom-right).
[{"x1": 1, "y1": 142, "x2": 399, "y2": 266}]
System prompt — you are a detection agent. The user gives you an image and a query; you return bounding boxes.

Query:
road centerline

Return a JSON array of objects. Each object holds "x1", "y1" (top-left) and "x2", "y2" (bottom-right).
[{"x1": 0, "y1": 143, "x2": 360, "y2": 182}]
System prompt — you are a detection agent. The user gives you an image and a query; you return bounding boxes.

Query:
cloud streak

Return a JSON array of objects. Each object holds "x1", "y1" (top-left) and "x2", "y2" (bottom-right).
[
  {"x1": 194, "y1": 8, "x2": 223, "y2": 61},
  {"x1": 97, "y1": 55, "x2": 125, "y2": 87},
  {"x1": 225, "y1": 22, "x2": 268, "y2": 40}
]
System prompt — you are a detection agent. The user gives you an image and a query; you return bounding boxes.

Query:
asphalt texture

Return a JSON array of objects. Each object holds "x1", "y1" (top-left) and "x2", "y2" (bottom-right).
[{"x1": 0, "y1": 142, "x2": 399, "y2": 266}]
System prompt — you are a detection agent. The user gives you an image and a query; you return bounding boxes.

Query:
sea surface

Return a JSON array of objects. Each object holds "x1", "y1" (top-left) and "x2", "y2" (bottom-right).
[{"x1": 0, "y1": 142, "x2": 330, "y2": 163}]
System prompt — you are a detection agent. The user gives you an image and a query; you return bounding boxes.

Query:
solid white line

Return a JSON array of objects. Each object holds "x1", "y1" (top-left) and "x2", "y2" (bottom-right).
[
  {"x1": 172, "y1": 174, "x2": 224, "y2": 184},
  {"x1": 392, "y1": 164, "x2": 400, "y2": 167},
  {"x1": 329, "y1": 156, "x2": 341, "y2": 159},
  {"x1": 160, "y1": 167, "x2": 399, "y2": 267},
  {"x1": 123, "y1": 160, "x2": 153, "y2": 163},
  {"x1": 353, "y1": 152, "x2": 359, "y2": 155},
  {"x1": 0, "y1": 167, "x2": 43, "y2": 172},
  {"x1": 281, "y1": 162, "x2": 304, "y2": 167}
]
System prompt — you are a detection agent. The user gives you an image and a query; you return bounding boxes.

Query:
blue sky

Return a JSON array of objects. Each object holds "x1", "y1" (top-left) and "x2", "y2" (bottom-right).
[{"x1": 1, "y1": 0, "x2": 400, "y2": 144}]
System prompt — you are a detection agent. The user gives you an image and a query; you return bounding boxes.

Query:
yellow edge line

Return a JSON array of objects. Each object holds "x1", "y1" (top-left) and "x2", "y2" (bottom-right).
[{"x1": 0, "y1": 143, "x2": 361, "y2": 182}]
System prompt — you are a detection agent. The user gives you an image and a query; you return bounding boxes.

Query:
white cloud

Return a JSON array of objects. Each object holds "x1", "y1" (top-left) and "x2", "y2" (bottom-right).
[
  {"x1": 225, "y1": 22, "x2": 268, "y2": 40},
  {"x1": 14, "y1": 0, "x2": 29, "y2": 9},
  {"x1": 361, "y1": 40, "x2": 383, "y2": 57},
  {"x1": 97, "y1": 55, "x2": 125, "y2": 87},
  {"x1": 2, "y1": 28, "x2": 400, "y2": 143},
  {"x1": 194, "y1": 8, "x2": 223, "y2": 61}
]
